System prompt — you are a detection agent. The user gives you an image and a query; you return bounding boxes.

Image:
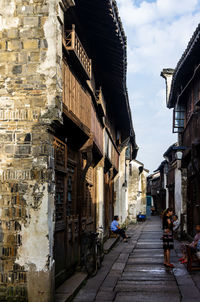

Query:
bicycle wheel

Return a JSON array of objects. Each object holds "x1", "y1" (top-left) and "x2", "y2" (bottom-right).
[
  {"x1": 96, "y1": 243, "x2": 102, "y2": 269},
  {"x1": 84, "y1": 248, "x2": 97, "y2": 277}
]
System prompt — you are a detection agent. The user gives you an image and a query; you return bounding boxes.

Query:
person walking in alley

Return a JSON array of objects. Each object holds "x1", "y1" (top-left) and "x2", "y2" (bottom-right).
[
  {"x1": 111, "y1": 215, "x2": 128, "y2": 242},
  {"x1": 162, "y1": 208, "x2": 174, "y2": 268}
]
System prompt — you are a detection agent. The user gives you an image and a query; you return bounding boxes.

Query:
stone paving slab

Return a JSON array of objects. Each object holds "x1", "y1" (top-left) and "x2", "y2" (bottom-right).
[
  {"x1": 175, "y1": 242, "x2": 200, "y2": 300},
  {"x1": 95, "y1": 289, "x2": 115, "y2": 301},
  {"x1": 127, "y1": 257, "x2": 163, "y2": 264},
  {"x1": 135, "y1": 243, "x2": 162, "y2": 249},
  {"x1": 137, "y1": 240, "x2": 162, "y2": 244},
  {"x1": 130, "y1": 248, "x2": 162, "y2": 252},
  {"x1": 55, "y1": 272, "x2": 87, "y2": 302},
  {"x1": 73, "y1": 291, "x2": 97, "y2": 302},
  {"x1": 104, "y1": 237, "x2": 119, "y2": 253},
  {"x1": 73, "y1": 242, "x2": 126, "y2": 302},
  {"x1": 100, "y1": 275, "x2": 119, "y2": 288},
  {"x1": 124, "y1": 263, "x2": 165, "y2": 270},
  {"x1": 121, "y1": 272, "x2": 174, "y2": 281},
  {"x1": 191, "y1": 272, "x2": 200, "y2": 292},
  {"x1": 73, "y1": 217, "x2": 200, "y2": 302},
  {"x1": 111, "y1": 262, "x2": 126, "y2": 272},
  {"x1": 140, "y1": 235, "x2": 163, "y2": 238},
  {"x1": 114, "y1": 292, "x2": 180, "y2": 302},
  {"x1": 117, "y1": 253, "x2": 130, "y2": 262},
  {"x1": 115, "y1": 280, "x2": 179, "y2": 292},
  {"x1": 141, "y1": 232, "x2": 162, "y2": 234},
  {"x1": 130, "y1": 251, "x2": 163, "y2": 257}
]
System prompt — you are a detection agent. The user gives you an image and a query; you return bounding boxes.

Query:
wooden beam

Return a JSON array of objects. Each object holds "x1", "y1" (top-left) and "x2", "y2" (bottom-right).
[{"x1": 63, "y1": 104, "x2": 90, "y2": 138}]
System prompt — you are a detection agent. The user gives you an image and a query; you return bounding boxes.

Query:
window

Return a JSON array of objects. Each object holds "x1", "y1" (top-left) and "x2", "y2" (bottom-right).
[
  {"x1": 125, "y1": 145, "x2": 132, "y2": 160},
  {"x1": 173, "y1": 105, "x2": 185, "y2": 133}
]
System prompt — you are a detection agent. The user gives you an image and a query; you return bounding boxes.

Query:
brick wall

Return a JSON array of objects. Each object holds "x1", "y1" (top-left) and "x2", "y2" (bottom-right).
[{"x1": 0, "y1": 0, "x2": 64, "y2": 300}]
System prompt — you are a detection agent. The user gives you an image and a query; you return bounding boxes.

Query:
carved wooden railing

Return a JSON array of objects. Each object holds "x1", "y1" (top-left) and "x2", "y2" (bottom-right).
[{"x1": 63, "y1": 25, "x2": 91, "y2": 79}]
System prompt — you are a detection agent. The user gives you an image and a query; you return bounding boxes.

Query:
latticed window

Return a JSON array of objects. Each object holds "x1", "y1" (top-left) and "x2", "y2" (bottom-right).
[
  {"x1": 66, "y1": 163, "x2": 76, "y2": 216},
  {"x1": 173, "y1": 105, "x2": 185, "y2": 133},
  {"x1": 54, "y1": 137, "x2": 67, "y2": 222},
  {"x1": 55, "y1": 173, "x2": 65, "y2": 221}
]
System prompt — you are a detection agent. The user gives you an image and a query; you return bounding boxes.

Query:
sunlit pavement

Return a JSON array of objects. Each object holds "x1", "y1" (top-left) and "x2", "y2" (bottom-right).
[{"x1": 73, "y1": 216, "x2": 200, "y2": 302}]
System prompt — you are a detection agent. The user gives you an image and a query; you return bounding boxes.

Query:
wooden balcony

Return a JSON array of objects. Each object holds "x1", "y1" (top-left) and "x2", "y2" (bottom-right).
[
  {"x1": 63, "y1": 62, "x2": 104, "y2": 156},
  {"x1": 104, "y1": 131, "x2": 119, "y2": 171},
  {"x1": 63, "y1": 25, "x2": 91, "y2": 79},
  {"x1": 95, "y1": 88, "x2": 106, "y2": 117},
  {"x1": 63, "y1": 63, "x2": 91, "y2": 131},
  {"x1": 112, "y1": 143, "x2": 119, "y2": 171},
  {"x1": 182, "y1": 110, "x2": 200, "y2": 149},
  {"x1": 91, "y1": 105, "x2": 103, "y2": 154}
]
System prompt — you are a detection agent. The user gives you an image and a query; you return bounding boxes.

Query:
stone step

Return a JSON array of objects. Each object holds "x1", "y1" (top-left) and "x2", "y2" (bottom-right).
[
  {"x1": 104, "y1": 237, "x2": 119, "y2": 253},
  {"x1": 55, "y1": 272, "x2": 87, "y2": 302}
]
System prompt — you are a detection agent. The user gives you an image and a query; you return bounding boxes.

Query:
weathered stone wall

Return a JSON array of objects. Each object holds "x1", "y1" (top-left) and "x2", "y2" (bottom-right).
[
  {"x1": 127, "y1": 161, "x2": 140, "y2": 222},
  {"x1": 141, "y1": 170, "x2": 148, "y2": 214},
  {"x1": 127, "y1": 161, "x2": 147, "y2": 222},
  {"x1": 0, "y1": 0, "x2": 63, "y2": 300},
  {"x1": 96, "y1": 160, "x2": 104, "y2": 233},
  {"x1": 181, "y1": 168, "x2": 188, "y2": 234},
  {"x1": 174, "y1": 166, "x2": 182, "y2": 219},
  {"x1": 114, "y1": 148, "x2": 128, "y2": 224}
]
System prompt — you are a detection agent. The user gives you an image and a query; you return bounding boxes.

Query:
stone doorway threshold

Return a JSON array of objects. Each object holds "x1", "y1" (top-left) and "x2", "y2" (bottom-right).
[
  {"x1": 55, "y1": 236, "x2": 119, "y2": 302},
  {"x1": 55, "y1": 272, "x2": 87, "y2": 302}
]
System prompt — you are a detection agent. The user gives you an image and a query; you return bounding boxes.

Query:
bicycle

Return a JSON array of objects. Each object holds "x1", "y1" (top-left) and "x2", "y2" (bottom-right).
[{"x1": 81, "y1": 231, "x2": 103, "y2": 277}]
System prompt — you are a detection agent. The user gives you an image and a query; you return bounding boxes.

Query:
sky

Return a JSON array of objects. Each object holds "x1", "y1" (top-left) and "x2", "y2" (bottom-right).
[{"x1": 116, "y1": 0, "x2": 200, "y2": 173}]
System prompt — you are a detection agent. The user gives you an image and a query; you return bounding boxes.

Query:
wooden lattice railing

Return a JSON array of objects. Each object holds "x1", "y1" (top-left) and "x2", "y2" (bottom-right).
[{"x1": 63, "y1": 24, "x2": 91, "y2": 79}]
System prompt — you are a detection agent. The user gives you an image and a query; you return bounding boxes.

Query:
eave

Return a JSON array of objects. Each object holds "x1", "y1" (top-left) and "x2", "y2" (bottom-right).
[
  {"x1": 74, "y1": 0, "x2": 134, "y2": 137},
  {"x1": 168, "y1": 23, "x2": 200, "y2": 108}
]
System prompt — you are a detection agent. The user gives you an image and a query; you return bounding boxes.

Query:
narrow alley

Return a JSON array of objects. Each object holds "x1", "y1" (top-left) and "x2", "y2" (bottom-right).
[
  {"x1": 73, "y1": 216, "x2": 200, "y2": 302},
  {"x1": 1, "y1": 1, "x2": 200, "y2": 301}
]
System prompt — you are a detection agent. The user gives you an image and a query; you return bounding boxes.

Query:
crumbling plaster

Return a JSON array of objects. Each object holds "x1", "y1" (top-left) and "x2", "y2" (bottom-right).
[
  {"x1": 0, "y1": 0, "x2": 64, "y2": 300},
  {"x1": 128, "y1": 160, "x2": 147, "y2": 222}
]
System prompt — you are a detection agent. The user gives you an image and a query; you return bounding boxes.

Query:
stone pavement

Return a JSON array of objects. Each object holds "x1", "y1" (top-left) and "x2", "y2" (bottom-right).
[{"x1": 73, "y1": 216, "x2": 200, "y2": 302}]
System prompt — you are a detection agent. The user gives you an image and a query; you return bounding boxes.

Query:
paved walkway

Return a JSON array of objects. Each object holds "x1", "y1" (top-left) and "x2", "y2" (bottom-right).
[{"x1": 73, "y1": 216, "x2": 200, "y2": 302}]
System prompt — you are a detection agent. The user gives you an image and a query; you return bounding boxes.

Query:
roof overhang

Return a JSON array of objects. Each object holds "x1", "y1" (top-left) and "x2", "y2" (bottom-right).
[
  {"x1": 74, "y1": 0, "x2": 134, "y2": 135},
  {"x1": 168, "y1": 23, "x2": 200, "y2": 108}
]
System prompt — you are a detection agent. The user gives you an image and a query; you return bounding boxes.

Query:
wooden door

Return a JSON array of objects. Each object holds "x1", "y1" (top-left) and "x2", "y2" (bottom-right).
[
  {"x1": 54, "y1": 138, "x2": 80, "y2": 287},
  {"x1": 104, "y1": 173, "x2": 109, "y2": 235},
  {"x1": 104, "y1": 172, "x2": 114, "y2": 235},
  {"x1": 65, "y1": 160, "x2": 79, "y2": 273},
  {"x1": 187, "y1": 176, "x2": 200, "y2": 236},
  {"x1": 54, "y1": 137, "x2": 68, "y2": 286}
]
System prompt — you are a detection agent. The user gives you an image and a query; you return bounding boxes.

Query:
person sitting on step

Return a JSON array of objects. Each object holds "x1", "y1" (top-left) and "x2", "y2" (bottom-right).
[
  {"x1": 179, "y1": 225, "x2": 200, "y2": 264},
  {"x1": 110, "y1": 215, "x2": 129, "y2": 242}
]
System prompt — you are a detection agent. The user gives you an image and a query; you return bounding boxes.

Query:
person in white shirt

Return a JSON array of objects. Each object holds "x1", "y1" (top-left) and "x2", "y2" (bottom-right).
[
  {"x1": 173, "y1": 215, "x2": 180, "y2": 239},
  {"x1": 173, "y1": 215, "x2": 180, "y2": 232}
]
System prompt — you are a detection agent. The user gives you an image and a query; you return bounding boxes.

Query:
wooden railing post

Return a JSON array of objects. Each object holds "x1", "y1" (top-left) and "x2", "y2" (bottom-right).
[{"x1": 71, "y1": 24, "x2": 75, "y2": 48}]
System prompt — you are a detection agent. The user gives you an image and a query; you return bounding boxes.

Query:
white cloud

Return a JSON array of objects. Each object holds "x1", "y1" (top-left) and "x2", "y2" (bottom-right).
[
  {"x1": 117, "y1": 0, "x2": 200, "y2": 75},
  {"x1": 117, "y1": 0, "x2": 199, "y2": 27},
  {"x1": 116, "y1": 0, "x2": 200, "y2": 172}
]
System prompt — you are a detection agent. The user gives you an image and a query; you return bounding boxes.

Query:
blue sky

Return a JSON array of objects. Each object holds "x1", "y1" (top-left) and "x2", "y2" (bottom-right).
[{"x1": 117, "y1": 0, "x2": 200, "y2": 173}]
